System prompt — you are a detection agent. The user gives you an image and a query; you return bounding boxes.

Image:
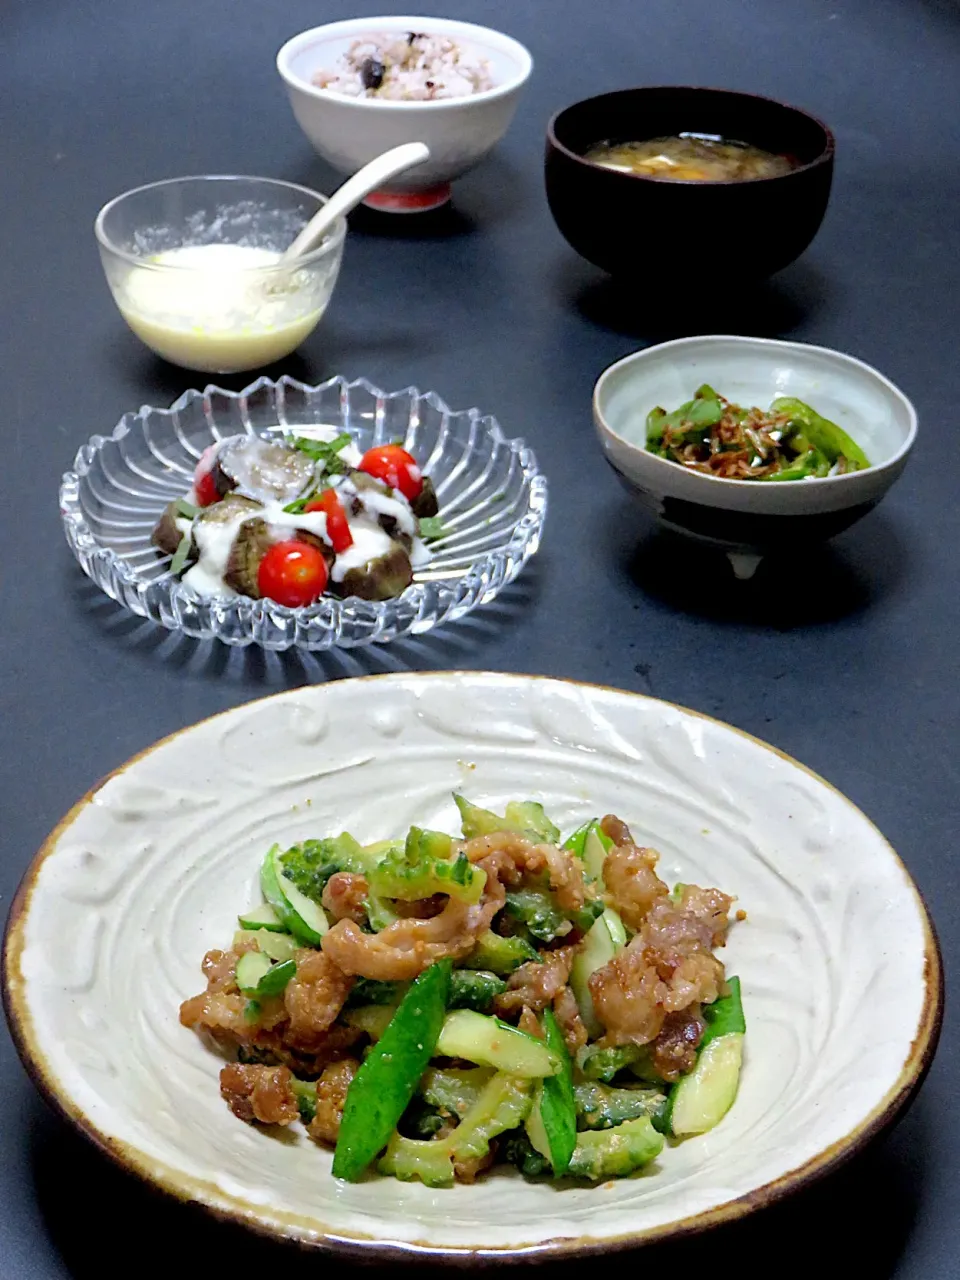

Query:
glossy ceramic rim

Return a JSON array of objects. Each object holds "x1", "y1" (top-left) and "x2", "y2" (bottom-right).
[
  {"x1": 94, "y1": 175, "x2": 347, "y2": 273},
  {"x1": 593, "y1": 335, "x2": 918, "y2": 491},
  {"x1": 2, "y1": 673, "x2": 942, "y2": 1263},
  {"x1": 547, "y1": 85, "x2": 835, "y2": 186},
  {"x1": 277, "y1": 15, "x2": 533, "y2": 110}
]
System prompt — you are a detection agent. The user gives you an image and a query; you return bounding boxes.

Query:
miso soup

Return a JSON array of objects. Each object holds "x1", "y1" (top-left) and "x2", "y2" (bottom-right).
[{"x1": 583, "y1": 133, "x2": 795, "y2": 182}]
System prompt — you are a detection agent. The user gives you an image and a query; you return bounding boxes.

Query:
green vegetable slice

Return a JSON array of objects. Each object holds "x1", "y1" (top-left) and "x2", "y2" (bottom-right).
[
  {"x1": 453, "y1": 795, "x2": 560, "y2": 844},
  {"x1": 772, "y1": 397, "x2": 869, "y2": 470},
  {"x1": 502, "y1": 1128, "x2": 551, "y2": 1178},
  {"x1": 292, "y1": 1078, "x2": 317, "y2": 1123},
  {"x1": 664, "y1": 977, "x2": 745, "y2": 1137},
  {"x1": 417, "y1": 516, "x2": 447, "y2": 541},
  {"x1": 668, "y1": 1035, "x2": 743, "y2": 1137},
  {"x1": 332, "y1": 958, "x2": 452, "y2": 1182},
  {"x1": 235, "y1": 951, "x2": 271, "y2": 995},
  {"x1": 574, "y1": 1081, "x2": 668, "y2": 1131},
  {"x1": 169, "y1": 531, "x2": 192, "y2": 576},
  {"x1": 343, "y1": 1004, "x2": 398, "y2": 1041},
  {"x1": 419, "y1": 1066, "x2": 493, "y2": 1116},
  {"x1": 260, "y1": 845, "x2": 329, "y2": 945},
  {"x1": 346, "y1": 978, "x2": 406, "y2": 1007},
  {"x1": 569, "y1": 908, "x2": 625, "y2": 1037},
  {"x1": 504, "y1": 888, "x2": 572, "y2": 942},
  {"x1": 646, "y1": 391, "x2": 723, "y2": 449},
  {"x1": 460, "y1": 930, "x2": 540, "y2": 975},
  {"x1": 290, "y1": 432, "x2": 352, "y2": 474},
  {"x1": 564, "y1": 820, "x2": 613, "y2": 883},
  {"x1": 577, "y1": 1042, "x2": 644, "y2": 1082},
  {"x1": 533, "y1": 1009, "x2": 577, "y2": 1175},
  {"x1": 370, "y1": 827, "x2": 486, "y2": 904},
  {"x1": 237, "y1": 903, "x2": 285, "y2": 932},
  {"x1": 435, "y1": 1010, "x2": 560, "y2": 1077},
  {"x1": 256, "y1": 957, "x2": 297, "y2": 996},
  {"x1": 567, "y1": 1115, "x2": 664, "y2": 1180},
  {"x1": 448, "y1": 968, "x2": 507, "y2": 1012},
  {"x1": 233, "y1": 929, "x2": 298, "y2": 963},
  {"x1": 378, "y1": 1072, "x2": 532, "y2": 1187},
  {"x1": 701, "y1": 976, "x2": 745, "y2": 1046}
]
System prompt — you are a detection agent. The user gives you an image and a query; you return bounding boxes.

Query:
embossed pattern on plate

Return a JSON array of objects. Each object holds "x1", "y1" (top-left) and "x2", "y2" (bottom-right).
[
  {"x1": 59, "y1": 378, "x2": 547, "y2": 649},
  {"x1": 3, "y1": 674, "x2": 940, "y2": 1259}
]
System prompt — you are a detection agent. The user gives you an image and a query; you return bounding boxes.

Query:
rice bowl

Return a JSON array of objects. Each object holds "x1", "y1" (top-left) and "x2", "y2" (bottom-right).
[{"x1": 277, "y1": 16, "x2": 533, "y2": 212}]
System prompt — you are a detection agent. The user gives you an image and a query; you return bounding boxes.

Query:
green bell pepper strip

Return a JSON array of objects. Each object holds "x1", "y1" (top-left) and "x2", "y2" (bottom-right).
[
  {"x1": 332, "y1": 958, "x2": 452, "y2": 1182},
  {"x1": 772, "y1": 397, "x2": 869, "y2": 470},
  {"x1": 765, "y1": 446, "x2": 831, "y2": 482},
  {"x1": 534, "y1": 1009, "x2": 577, "y2": 1175},
  {"x1": 646, "y1": 390, "x2": 723, "y2": 449}
]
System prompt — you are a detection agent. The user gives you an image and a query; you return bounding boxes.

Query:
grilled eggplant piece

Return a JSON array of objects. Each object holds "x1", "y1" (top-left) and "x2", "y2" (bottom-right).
[
  {"x1": 212, "y1": 436, "x2": 315, "y2": 503},
  {"x1": 194, "y1": 493, "x2": 263, "y2": 527},
  {"x1": 338, "y1": 544, "x2": 413, "y2": 601},
  {"x1": 223, "y1": 517, "x2": 275, "y2": 597},
  {"x1": 151, "y1": 501, "x2": 189, "y2": 556},
  {"x1": 410, "y1": 476, "x2": 438, "y2": 519}
]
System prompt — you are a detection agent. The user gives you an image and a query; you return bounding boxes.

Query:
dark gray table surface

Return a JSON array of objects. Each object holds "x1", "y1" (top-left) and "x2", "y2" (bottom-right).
[{"x1": 2, "y1": 0, "x2": 958, "y2": 1274}]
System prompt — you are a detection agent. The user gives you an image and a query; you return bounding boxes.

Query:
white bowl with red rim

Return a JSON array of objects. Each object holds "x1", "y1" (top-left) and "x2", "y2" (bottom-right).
[{"x1": 276, "y1": 16, "x2": 533, "y2": 213}]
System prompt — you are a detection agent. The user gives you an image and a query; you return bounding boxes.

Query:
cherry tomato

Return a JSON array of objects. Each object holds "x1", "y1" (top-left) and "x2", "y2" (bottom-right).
[
  {"x1": 358, "y1": 444, "x2": 423, "y2": 501},
  {"x1": 257, "y1": 540, "x2": 329, "y2": 607},
  {"x1": 304, "y1": 489, "x2": 354, "y2": 554},
  {"x1": 193, "y1": 445, "x2": 221, "y2": 507}
]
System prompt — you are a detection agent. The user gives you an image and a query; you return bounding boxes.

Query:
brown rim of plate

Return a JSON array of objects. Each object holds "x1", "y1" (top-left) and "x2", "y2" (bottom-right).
[
  {"x1": 2, "y1": 671, "x2": 944, "y2": 1264},
  {"x1": 546, "y1": 85, "x2": 836, "y2": 186}
]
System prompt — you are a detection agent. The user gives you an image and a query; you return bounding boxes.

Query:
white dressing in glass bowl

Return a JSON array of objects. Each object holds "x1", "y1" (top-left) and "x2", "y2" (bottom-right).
[{"x1": 115, "y1": 245, "x2": 327, "y2": 374}]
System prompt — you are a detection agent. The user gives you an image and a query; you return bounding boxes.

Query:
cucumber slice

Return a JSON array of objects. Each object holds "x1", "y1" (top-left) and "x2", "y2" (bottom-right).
[
  {"x1": 668, "y1": 1033, "x2": 744, "y2": 1136},
  {"x1": 234, "y1": 929, "x2": 299, "y2": 962},
  {"x1": 235, "y1": 951, "x2": 272, "y2": 995},
  {"x1": 582, "y1": 827, "x2": 610, "y2": 883},
  {"x1": 343, "y1": 1004, "x2": 398, "y2": 1041},
  {"x1": 435, "y1": 1010, "x2": 561, "y2": 1078},
  {"x1": 569, "y1": 909, "x2": 623, "y2": 1038},
  {"x1": 256, "y1": 931, "x2": 299, "y2": 963},
  {"x1": 237, "y1": 903, "x2": 285, "y2": 932},
  {"x1": 260, "y1": 845, "x2": 329, "y2": 945},
  {"x1": 603, "y1": 908, "x2": 628, "y2": 950}
]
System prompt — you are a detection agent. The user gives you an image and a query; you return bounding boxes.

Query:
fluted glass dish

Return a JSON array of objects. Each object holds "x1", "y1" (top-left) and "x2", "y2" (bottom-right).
[{"x1": 60, "y1": 376, "x2": 547, "y2": 649}]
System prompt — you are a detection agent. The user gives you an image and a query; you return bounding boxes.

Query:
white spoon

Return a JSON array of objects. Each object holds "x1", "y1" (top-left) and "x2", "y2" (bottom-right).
[{"x1": 281, "y1": 142, "x2": 431, "y2": 260}]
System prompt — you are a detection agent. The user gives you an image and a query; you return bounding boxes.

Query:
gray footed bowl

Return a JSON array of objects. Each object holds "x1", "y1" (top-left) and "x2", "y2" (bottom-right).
[
  {"x1": 60, "y1": 376, "x2": 547, "y2": 648},
  {"x1": 593, "y1": 336, "x2": 917, "y2": 574}
]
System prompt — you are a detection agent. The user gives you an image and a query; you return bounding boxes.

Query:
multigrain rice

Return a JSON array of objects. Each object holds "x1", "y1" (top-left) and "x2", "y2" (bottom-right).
[{"x1": 312, "y1": 32, "x2": 494, "y2": 101}]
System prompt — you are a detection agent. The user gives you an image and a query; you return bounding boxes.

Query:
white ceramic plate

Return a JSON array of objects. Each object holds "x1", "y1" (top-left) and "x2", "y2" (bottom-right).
[{"x1": 3, "y1": 674, "x2": 940, "y2": 1260}]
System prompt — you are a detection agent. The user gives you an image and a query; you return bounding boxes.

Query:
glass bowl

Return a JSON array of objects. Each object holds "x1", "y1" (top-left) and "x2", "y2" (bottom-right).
[
  {"x1": 95, "y1": 176, "x2": 347, "y2": 374},
  {"x1": 60, "y1": 376, "x2": 547, "y2": 649}
]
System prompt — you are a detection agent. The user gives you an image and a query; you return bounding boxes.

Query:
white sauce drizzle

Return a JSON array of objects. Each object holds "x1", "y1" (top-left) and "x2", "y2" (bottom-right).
[
  {"x1": 353, "y1": 487, "x2": 417, "y2": 537},
  {"x1": 330, "y1": 520, "x2": 396, "y2": 583},
  {"x1": 409, "y1": 536, "x2": 432, "y2": 569},
  {"x1": 181, "y1": 509, "x2": 250, "y2": 597}
]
